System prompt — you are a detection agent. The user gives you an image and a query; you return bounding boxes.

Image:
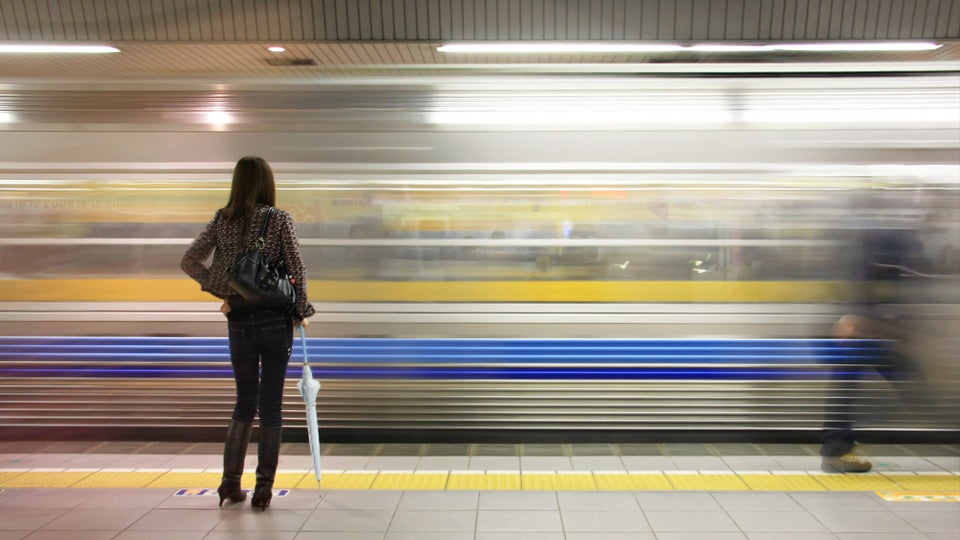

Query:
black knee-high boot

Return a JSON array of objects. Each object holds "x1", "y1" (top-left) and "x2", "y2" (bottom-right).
[
  {"x1": 217, "y1": 420, "x2": 253, "y2": 506},
  {"x1": 251, "y1": 426, "x2": 282, "y2": 510}
]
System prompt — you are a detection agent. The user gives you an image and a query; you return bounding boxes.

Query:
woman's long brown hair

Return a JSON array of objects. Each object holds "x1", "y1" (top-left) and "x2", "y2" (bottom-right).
[{"x1": 222, "y1": 156, "x2": 276, "y2": 236}]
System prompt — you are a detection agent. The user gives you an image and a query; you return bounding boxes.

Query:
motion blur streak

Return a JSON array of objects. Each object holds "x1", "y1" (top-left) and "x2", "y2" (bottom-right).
[{"x1": 0, "y1": 74, "x2": 956, "y2": 436}]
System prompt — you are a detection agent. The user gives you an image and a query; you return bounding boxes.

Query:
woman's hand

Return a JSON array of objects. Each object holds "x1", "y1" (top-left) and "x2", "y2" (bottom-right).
[
  {"x1": 298, "y1": 319, "x2": 310, "y2": 328},
  {"x1": 220, "y1": 302, "x2": 231, "y2": 317}
]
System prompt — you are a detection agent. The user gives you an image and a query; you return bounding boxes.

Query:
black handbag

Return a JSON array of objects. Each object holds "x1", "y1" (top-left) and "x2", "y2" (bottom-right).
[{"x1": 226, "y1": 207, "x2": 297, "y2": 314}]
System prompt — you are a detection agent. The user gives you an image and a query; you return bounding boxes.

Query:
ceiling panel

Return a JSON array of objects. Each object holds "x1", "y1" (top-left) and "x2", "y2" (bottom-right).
[
  {"x1": 1, "y1": 0, "x2": 957, "y2": 43},
  {"x1": 0, "y1": 41, "x2": 956, "y2": 81},
  {"x1": 0, "y1": 1, "x2": 956, "y2": 83}
]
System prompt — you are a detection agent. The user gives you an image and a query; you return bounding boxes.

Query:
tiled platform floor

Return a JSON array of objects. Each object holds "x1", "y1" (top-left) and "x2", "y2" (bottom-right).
[{"x1": 0, "y1": 441, "x2": 957, "y2": 539}]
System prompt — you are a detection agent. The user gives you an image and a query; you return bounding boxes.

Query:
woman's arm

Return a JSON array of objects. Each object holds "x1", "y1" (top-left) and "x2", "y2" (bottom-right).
[
  {"x1": 181, "y1": 212, "x2": 220, "y2": 296},
  {"x1": 278, "y1": 210, "x2": 316, "y2": 321}
]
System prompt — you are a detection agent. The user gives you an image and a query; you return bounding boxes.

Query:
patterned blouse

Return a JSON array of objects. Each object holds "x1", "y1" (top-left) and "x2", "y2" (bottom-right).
[{"x1": 180, "y1": 204, "x2": 315, "y2": 321}]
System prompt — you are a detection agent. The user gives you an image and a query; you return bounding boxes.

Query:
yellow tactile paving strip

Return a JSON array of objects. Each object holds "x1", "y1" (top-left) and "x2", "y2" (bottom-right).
[{"x1": 1, "y1": 469, "x2": 958, "y2": 493}]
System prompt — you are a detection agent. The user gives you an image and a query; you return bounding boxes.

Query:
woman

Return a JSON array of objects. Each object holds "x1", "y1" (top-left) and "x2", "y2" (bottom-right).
[{"x1": 181, "y1": 156, "x2": 315, "y2": 509}]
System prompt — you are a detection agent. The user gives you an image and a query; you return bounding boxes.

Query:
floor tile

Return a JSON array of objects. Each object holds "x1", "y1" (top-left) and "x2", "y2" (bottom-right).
[
  {"x1": 363, "y1": 457, "x2": 419, "y2": 470},
  {"x1": 0, "y1": 508, "x2": 68, "y2": 529},
  {"x1": 387, "y1": 533, "x2": 473, "y2": 540},
  {"x1": 713, "y1": 492, "x2": 804, "y2": 511},
  {"x1": 127, "y1": 508, "x2": 225, "y2": 531},
  {"x1": 621, "y1": 456, "x2": 678, "y2": 470},
  {"x1": 557, "y1": 491, "x2": 641, "y2": 511},
  {"x1": 925, "y1": 456, "x2": 960, "y2": 472},
  {"x1": 923, "y1": 534, "x2": 960, "y2": 540},
  {"x1": 77, "y1": 488, "x2": 170, "y2": 509},
  {"x1": 644, "y1": 510, "x2": 739, "y2": 532},
  {"x1": 635, "y1": 492, "x2": 721, "y2": 511},
  {"x1": 520, "y1": 457, "x2": 573, "y2": 471},
  {"x1": 478, "y1": 491, "x2": 557, "y2": 510},
  {"x1": 721, "y1": 456, "x2": 784, "y2": 470},
  {"x1": 561, "y1": 510, "x2": 650, "y2": 532},
  {"x1": 213, "y1": 509, "x2": 313, "y2": 531},
  {"x1": 292, "y1": 533, "x2": 382, "y2": 540},
  {"x1": 570, "y1": 444, "x2": 618, "y2": 456},
  {"x1": 790, "y1": 492, "x2": 886, "y2": 512},
  {"x1": 665, "y1": 444, "x2": 714, "y2": 456},
  {"x1": 162, "y1": 455, "x2": 219, "y2": 469},
  {"x1": 476, "y1": 510, "x2": 563, "y2": 532},
  {"x1": 0, "y1": 489, "x2": 98, "y2": 509},
  {"x1": 0, "y1": 439, "x2": 957, "y2": 539},
  {"x1": 21, "y1": 531, "x2": 119, "y2": 540},
  {"x1": 108, "y1": 531, "x2": 208, "y2": 540},
  {"x1": 871, "y1": 456, "x2": 956, "y2": 472},
  {"x1": 745, "y1": 534, "x2": 835, "y2": 540},
  {"x1": 315, "y1": 490, "x2": 400, "y2": 510},
  {"x1": 568, "y1": 532, "x2": 660, "y2": 540},
  {"x1": 468, "y1": 457, "x2": 520, "y2": 470},
  {"x1": 300, "y1": 510, "x2": 394, "y2": 531},
  {"x1": 40, "y1": 507, "x2": 148, "y2": 530},
  {"x1": 810, "y1": 510, "x2": 919, "y2": 533},
  {"x1": 570, "y1": 456, "x2": 625, "y2": 470},
  {"x1": 672, "y1": 456, "x2": 730, "y2": 470},
  {"x1": 416, "y1": 456, "x2": 469, "y2": 470},
  {"x1": 398, "y1": 490, "x2": 478, "y2": 510},
  {"x1": 727, "y1": 510, "x2": 829, "y2": 532},
  {"x1": 658, "y1": 534, "x2": 747, "y2": 540},
  {"x1": 832, "y1": 534, "x2": 929, "y2": 540},
  {"x1": 617, "y1": 443, "x2": 664, "y2": 456},
  {"x1": 388, "y1": 510, "x2": 476, "y2": 532},
  {"x1": 890, "y1": 510, "x2": 960, "y2": 533},
  {"x1": 319, "y1": 456, "x2": 370, "y2": 470},
  {"x1": 772, "y1": 456, "x2": 823, "y2": 470}
]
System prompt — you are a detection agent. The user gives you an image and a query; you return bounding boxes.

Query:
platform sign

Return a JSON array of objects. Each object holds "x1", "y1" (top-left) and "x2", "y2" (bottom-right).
[
  {"x1": 174, "y1": 488, "x2": 289, "y2": 497},
  {"x1": 876, "y1": 491, "x2": 960, "y2": 502}
]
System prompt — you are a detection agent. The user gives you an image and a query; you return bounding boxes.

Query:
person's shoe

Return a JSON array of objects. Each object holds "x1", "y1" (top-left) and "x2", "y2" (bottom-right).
[
  {"x1": 251, "y1": 426, "x2": 282, "y2": 511},
  {"x1": 821, "y1": 453, "x2": 872, "y2": 473},
  {"x1": 217, "y1": 420, "x2": 252, "y2": 506}
]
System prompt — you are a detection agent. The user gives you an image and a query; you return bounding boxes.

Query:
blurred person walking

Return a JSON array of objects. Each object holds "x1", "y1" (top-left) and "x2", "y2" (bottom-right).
[
  {"x1": 821, "y1": 225, "x2": 927, "y2": 473},
  {"x1": 181, "y1": 156, "x2": 315, "y2": 509}
]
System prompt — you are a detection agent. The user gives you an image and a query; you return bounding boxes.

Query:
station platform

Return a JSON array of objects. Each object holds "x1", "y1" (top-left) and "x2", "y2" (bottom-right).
[{"x1": 1, "y1": 440, "x2": 958, "y2": 539}]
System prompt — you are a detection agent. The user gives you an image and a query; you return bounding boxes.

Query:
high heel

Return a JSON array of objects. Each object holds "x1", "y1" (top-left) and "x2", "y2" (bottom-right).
[
  {"x1": 217, "y1": 420, "x2": 253, "y2": 507},
  {"x1": 251, "y1": 426, "x2": 282, "y2": 511},
  {"x1": 218, "y1": 481, "x2": 245, "y2": 507},
  {"x1": 250, "y1": 485, "x2": 272, "y2": 510}
]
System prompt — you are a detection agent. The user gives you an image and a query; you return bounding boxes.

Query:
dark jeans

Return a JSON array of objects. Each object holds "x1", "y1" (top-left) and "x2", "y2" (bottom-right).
[
  {"x1": 226, "y1": 308, "x2": 293, "y2": 428},
  {"x1": 821, "y1": 335, "x2": 923, "y2": 458}
]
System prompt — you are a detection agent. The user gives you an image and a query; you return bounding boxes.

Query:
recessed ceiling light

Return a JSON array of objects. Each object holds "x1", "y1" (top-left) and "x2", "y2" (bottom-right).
[
  {"x1": 770, "y1": 42, "x2": 942, "y2": 52},
  {"x1": 437, "y1": 41, "x2": 943, "y2": 54},
  {"x1": 437, "y1": 43, "x2": 685, "y2": 53},
  {"x1": 0, "y1": 44, "x2": 120, "y2": 54},
  {"x1": 268, "y1": 46, "x2": 286, "y2": 53},
  {"x1": 687, "y1": 44, "x2": 772, "y2": 52},
  {"x1": 203, "y1": 111, "x2": 233, "y2": 125}
]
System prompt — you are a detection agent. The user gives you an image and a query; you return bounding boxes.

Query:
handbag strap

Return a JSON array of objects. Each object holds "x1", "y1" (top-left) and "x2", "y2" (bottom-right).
[{"x1": 254, "y1": 206, "x2": 274, "y2": 249}]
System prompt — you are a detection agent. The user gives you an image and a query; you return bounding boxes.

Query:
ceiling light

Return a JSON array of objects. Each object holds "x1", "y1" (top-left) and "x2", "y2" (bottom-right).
[
  {"x1": 687, "y1": 44, "x2": 772, "y2": 52},
  {"x1": 0, "y1": 44, "x2": 120, "y2": 54},
  {"x1": 268, "y1": 46, "x2": 286, "y2": 53},
  {"x1": 437, "y1": 43, "x2": 684, "y2": 53},
  {"x1": 203, "y1": 111, "x2": 234, "y2": 126},
  {"x1": 771, "y1": 42, "x2": 941, "y2": 52},
  {"x1": 438, "y1": 41, "x2": 942, "y2": 54}
]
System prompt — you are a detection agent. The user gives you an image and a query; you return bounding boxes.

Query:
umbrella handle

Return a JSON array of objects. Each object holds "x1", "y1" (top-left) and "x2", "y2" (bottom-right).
[{"x1": 298, "y1": 323, "x2": 309, "y2": 365}]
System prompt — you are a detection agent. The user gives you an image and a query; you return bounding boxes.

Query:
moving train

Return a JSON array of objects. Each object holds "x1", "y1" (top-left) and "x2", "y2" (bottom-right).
[{"x1": 0, "y1": 74, "x2": 957, "y2": 439}]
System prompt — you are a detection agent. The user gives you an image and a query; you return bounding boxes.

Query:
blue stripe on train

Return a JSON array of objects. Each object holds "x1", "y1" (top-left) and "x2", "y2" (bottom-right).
[{"x1": 0, "y1": 337, "x2": 898, "y2": 380}]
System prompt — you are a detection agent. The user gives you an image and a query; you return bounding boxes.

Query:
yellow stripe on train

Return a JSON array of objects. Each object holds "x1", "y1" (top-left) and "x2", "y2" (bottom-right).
[{"x1": 0, "y1": 279, "x2": 846, "y2": 303}]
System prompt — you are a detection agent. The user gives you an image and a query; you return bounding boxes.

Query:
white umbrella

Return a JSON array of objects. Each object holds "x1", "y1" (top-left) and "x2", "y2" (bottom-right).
[{"x1": 295, "y1": 324, "x2": 322, "y2": 487}]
